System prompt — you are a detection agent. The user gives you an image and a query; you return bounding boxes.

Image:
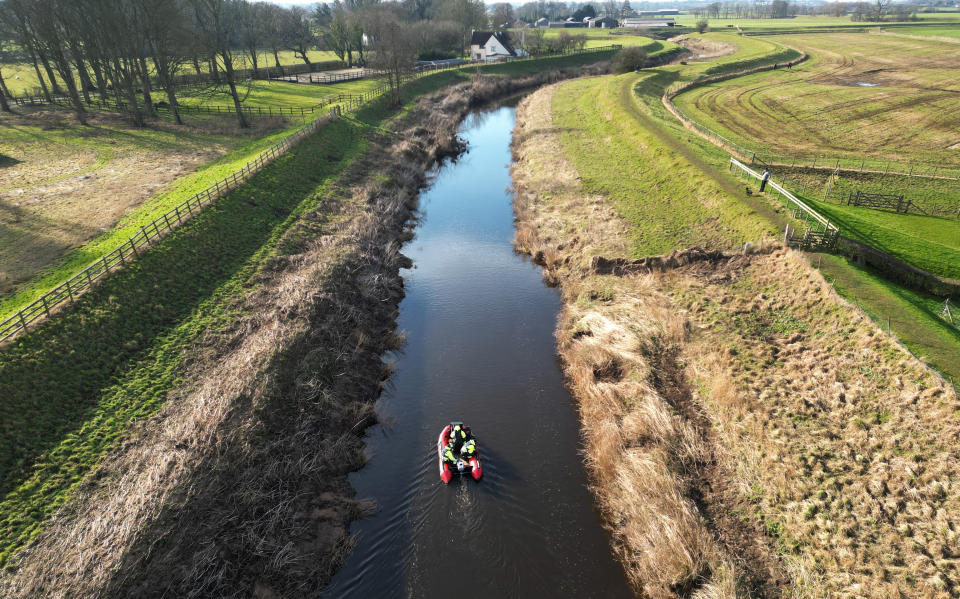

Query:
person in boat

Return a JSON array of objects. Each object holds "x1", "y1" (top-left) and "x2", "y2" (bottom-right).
[
  {"x1": 459, "y1": 438, "x2": 477, "y2": 461},
  {"x1": 442, "y1": 441, "x2": 459, "y2": 466},
  {"x1": 448, "y1": 423, "x2": 471, "y2": 452}
]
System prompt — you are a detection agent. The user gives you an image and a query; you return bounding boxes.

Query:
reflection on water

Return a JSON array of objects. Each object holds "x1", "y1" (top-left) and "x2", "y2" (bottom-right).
[{"x1": 324, "y1": 106, "x2": 634, "y2": 599}]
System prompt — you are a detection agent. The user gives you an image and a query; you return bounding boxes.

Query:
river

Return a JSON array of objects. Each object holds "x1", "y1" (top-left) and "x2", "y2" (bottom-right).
[{"x1": 325, "y1": 104, "x2": 634, "y2": 598}]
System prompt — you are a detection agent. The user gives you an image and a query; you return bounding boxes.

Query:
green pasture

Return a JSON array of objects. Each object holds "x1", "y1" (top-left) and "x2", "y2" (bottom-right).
[
  {"x1": 827, "y1": 172, "x2": 960, "y2": 218},
  {"x1": 176, "y1": 78, "x2": 385, "y2": 112},
  {"x1": 0, "y1": 76, "x2": 386, "y2": 321},
  {"x1": 674, "y1": 12, "x2": 960, "y2": 32},
  {"x1": 673, "y1": 32, "x2": 960, "y2": 169},
  {"x1": 816, "y1": 253, "x2": 960, "y2": 384},
  {"x1": 807, "y1": 198, "x2": 960, "y2": 280},
  {"x1": 891, "y1": 25, "x2": 960, "y2": 38}
]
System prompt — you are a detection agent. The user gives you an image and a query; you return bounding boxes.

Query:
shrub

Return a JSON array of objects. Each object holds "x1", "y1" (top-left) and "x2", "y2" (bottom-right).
[
  {"x1": 695, "y1": 19, "x2": 709, "y2": 33},
  {"x1": 612, "y1": 46, "x2": 648, "y2": 73}
]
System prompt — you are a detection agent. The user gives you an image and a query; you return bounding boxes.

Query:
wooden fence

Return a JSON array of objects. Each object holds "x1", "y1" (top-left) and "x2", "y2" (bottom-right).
[
  {"x1": 845, "y1": 190, "x2": 915, "y2": 214},
  {"x1": 729, "y1": 158, "x2": 838, "y2": 237},
  {"x1": 0, "y1": 45, "x2": 622, "y2": 344},
  {"x1": 270, "y1": 70, "x2": 382, "y2": 85},
  {"x1": 0, "y1": 109, "x2": 338, "y2": 344}
]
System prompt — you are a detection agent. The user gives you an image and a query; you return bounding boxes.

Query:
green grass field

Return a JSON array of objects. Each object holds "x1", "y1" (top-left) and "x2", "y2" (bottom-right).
[
  {"x1": 176, "y1": 77, "x2": 385, "y2": 111},
  {"x1": 674, "y1": 12, "x2": 960, "y2": 32},
  {"x1": 541, "y1": 28, "x2": 682, "y2": 50},
  {"x1": 808, "y1": 198, "x2": 960, "y2": 280},
  {"x1": 541, "y1": 34, "x2": 801, "y2": 256},
  {"x1": 816, "y1": 253, "x2": 960, "y2": 384},
  {"x1": 891, "y1": 25, "x2": 960, "y2": 38},
  {"x1": 551, "y1": 73, "x2": 774, "y2": 255},
  {"x1": 0, "y1": 76, "x2": 388, "y2": 321},
  {"x1": 673, "y1": 32, "x2": 960, "y2": 169}
]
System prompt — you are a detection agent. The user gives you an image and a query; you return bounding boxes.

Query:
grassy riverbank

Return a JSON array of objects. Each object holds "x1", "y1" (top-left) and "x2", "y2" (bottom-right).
[{"x1": 514, "y1": 72, "x2": 960, "y2": 599}]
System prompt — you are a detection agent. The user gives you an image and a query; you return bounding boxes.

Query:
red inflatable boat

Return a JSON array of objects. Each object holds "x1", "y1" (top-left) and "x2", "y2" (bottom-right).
[{"x1": 437, "y1": 422, "x2": 482, "y2": 483}]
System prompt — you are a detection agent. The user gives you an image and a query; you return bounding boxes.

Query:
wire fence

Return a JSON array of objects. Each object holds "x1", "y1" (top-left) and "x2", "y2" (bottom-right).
[{"x1": 0, "y1": 45, "x2": 622, "y2": 345}]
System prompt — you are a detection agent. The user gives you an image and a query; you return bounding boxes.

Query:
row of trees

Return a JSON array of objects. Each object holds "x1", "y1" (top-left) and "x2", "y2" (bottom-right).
[
  {"x1": 0, "y1": 0, "x2": 495, "y2": 126},
  {"x1": 0, "y1": 0, "x2": 333, "y2": 126}
]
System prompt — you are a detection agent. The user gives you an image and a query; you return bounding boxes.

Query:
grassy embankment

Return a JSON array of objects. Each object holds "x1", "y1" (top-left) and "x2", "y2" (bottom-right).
[
  {"x1": 0, "y1": 49, "x2": 342, "y2": 97},
  {"x1": 0, "y1": 49, "x2": 617, "y2": 572},
  {"x1": 673, "y1": 32, "x2": 960, "y2": 169},
  {"x1": 0, "y1": 78, "x2": 383, "y2": 318},
  {"x1": 514, "y1": 37, "x2": 960, "y2": 596},
  {"x1": 662, "y1": 32, "x2": 960, "y2": 381},
  {"x1": 542, "y1": 27, "x2": 685, "y2": 51},
  {"x1": 810, "y1": 199, "x2": 960, "y2": 281}
]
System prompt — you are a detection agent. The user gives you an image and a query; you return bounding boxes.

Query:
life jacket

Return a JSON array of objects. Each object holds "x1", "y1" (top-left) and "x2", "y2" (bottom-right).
[{"x1": 460, "y1": 439, "x2": 476, "y2": 458}]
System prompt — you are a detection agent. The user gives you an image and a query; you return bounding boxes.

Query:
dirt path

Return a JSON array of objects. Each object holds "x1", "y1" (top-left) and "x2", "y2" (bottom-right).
[{"x1": 612, "y1": 75, "x2": 788, "y2": 232}]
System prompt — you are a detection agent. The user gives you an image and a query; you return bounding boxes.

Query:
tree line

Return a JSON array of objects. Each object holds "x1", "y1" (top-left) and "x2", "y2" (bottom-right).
[{"x1": 0, "y1": 0, "x2": 489, "y2": 126}]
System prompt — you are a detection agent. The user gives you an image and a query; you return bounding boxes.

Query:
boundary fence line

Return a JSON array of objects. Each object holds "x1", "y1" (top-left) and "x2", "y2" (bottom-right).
[
  {"x1": 0, "y1": 108, "x2": 340, "y2": 344},
  {"x1": 0, "y1": 45, "x2": 622, "y2": 345},
  {"x1": 729, "y1": 157, "x2": 840, "y2": 247}
]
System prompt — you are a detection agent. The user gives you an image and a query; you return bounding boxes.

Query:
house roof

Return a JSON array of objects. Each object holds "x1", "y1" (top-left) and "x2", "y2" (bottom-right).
[{"x1": 469, "y1": 31, "x2": 517, "y2": 56}]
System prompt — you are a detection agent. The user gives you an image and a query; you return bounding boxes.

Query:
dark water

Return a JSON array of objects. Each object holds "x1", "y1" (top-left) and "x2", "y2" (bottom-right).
[{"x1": 325, "y1": 106, "x2": 634, "y2": 599}]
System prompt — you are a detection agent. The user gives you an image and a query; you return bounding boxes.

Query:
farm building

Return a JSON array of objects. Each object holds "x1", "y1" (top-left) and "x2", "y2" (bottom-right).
[
  {"x1": 469, "y1": 31, "x2": 526, "y2": 61},
  {"x1": 636, "y1": 8, "x2": 680, "y2": 16},
  {"x1": 535, "y1": 17, "x2": 549, "y2": 27},
  {"x1": 586, "y1": 16, "x2": 619, "y2": 27},
  {"x1": 621, "y1": 17, "x2": 676, "y2": 27}
]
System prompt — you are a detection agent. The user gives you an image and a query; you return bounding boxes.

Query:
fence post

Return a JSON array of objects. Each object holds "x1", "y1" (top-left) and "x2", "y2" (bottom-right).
[{"x1": 18, "y1": 309, "x2": 28, "y2": 331}]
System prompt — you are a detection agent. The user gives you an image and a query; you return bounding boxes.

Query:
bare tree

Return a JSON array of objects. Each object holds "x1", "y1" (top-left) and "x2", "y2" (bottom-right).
[
  {"x1": 365, "y1": 5, "x2": 419, "y2": 105},
  {"x1": 285, "y1": 6, "x2": 316, "y2": 70},
  {"x1": 239, "y1": 1, "x2": 267, "y2": 77},
  {"x1": 432, "y1": 0, "x2": 486, "y2": 56},
  {"x1": 189, "y1": 0, "x2": 249, "y2": 128},
  {"x1": 261, "y1": 3, "x2": 288, "y2": 73},
  {"x1": 871, "y1": 0, "x2": 890, "y2": 20},
  {"x1": 491, "y1": 3, "x2": 515, "y2": 28},
  {"x1": 136, "y1": 0, "x2": 189, "y2": 124}
]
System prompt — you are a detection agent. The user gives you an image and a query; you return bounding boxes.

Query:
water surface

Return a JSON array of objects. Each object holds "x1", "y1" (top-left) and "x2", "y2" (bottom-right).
[{"x1": 325, "y1": 106, "x2": 634, "y2": 599}]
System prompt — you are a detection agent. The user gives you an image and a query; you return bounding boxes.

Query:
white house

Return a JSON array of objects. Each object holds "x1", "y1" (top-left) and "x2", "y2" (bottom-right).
[{"x1": 469, "y1": 31, "x2": 525, "y2": 61}]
